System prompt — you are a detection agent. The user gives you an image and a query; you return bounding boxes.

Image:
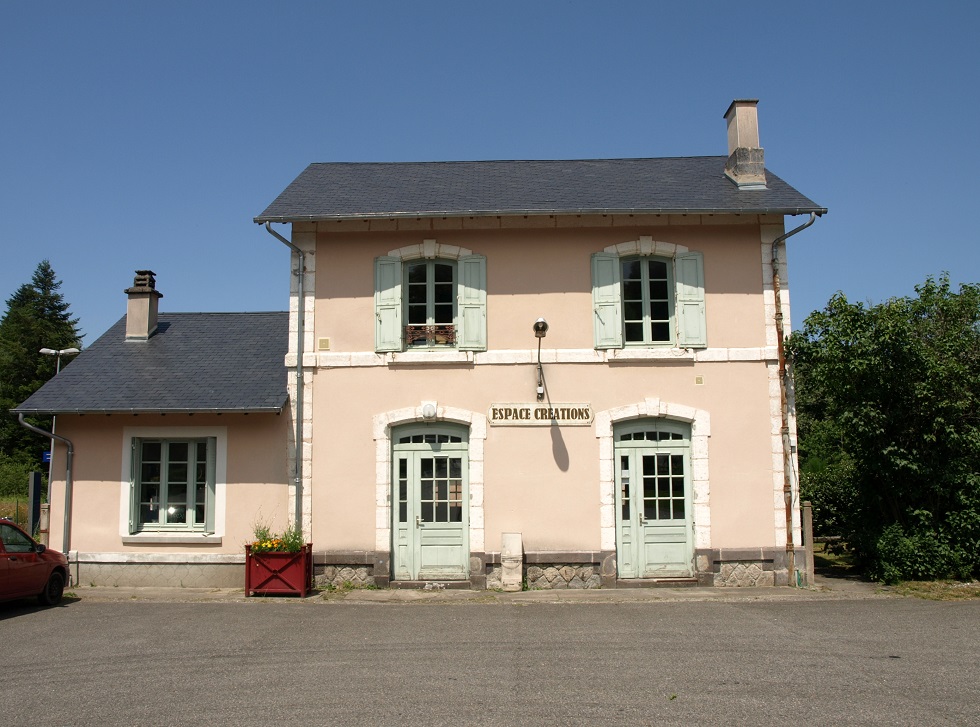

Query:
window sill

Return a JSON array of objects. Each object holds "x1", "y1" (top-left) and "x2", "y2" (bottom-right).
[
  {"x1": 606, "y1": 348, "x2": 695, "y2": 361},
  {"x1": 123, "y1": 535, "x2": 223, "y2": 546},
  {"x1": 388, "y1": 350, "x2": 475, "y2": 365}
]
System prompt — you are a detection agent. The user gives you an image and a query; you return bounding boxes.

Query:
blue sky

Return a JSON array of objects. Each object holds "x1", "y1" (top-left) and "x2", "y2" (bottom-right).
[{"x1": 2, "y1": 2, "x2": 977, "y2": 343}]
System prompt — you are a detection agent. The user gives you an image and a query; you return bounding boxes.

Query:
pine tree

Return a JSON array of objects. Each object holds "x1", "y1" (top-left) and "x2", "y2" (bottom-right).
[{"x1": 0, "y1": 260, "x2": 83, "y2": 473}]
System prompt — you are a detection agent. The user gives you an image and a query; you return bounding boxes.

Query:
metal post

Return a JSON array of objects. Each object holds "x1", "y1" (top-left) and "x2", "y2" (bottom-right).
[{"x1": 802, "y1": 501, "x2": 815, "y2": 587}]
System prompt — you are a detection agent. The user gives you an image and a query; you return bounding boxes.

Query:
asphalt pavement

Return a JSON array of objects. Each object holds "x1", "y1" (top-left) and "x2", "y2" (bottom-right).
[{"x1": 4, "y1": 584, "x2": 978, "y2": 727}]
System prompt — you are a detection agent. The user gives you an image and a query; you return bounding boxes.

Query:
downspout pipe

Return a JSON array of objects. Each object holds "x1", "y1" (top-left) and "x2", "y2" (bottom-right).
[
  {"x1": 771, "y1": 212, "x2": 816, "y2": 586},
  {"x1": 17, "y1": 413, "x2": 74, "y2": 555},
  {"x1": 264, "y1": 222, "x2": 306, "y2": 533}
]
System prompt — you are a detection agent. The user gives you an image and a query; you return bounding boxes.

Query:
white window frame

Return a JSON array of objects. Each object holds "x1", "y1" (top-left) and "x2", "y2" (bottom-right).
[
  {"x1": 620, "y1": 254, "x2": 675, "y2": 345},
  {"x1": 404, "y1": 258, "x2": 459, "y2": 348}
]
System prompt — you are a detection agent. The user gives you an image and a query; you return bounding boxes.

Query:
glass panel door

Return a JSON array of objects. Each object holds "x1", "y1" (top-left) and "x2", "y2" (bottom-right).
[
  {"x1": 615, "y1": 422, "x2": 693, "y2": 578},
  {"x1": 392, "y1": 428, "x2": 469, "y2": 581}
]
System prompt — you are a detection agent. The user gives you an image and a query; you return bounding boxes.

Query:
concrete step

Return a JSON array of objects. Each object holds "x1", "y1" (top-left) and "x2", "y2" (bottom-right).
[{"x1": 616, "y1": 578, "x2": 699, "y2": 588}]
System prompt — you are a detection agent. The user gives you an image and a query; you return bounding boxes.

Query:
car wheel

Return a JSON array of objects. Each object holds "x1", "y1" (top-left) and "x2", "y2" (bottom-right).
[{"x1": 38, "y1": 571, "x2": 65, "y2": 606}]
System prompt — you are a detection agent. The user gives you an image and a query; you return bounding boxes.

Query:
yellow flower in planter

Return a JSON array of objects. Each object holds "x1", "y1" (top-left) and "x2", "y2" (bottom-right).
[{"x1": 249, "y1": 524, "x2": 304, "y2": 553}]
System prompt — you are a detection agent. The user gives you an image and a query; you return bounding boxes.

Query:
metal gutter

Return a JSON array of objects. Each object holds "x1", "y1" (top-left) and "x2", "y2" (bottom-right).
[
  {"x1": 264, "y1": 222, "x2": 306, "y2": 533},
  {"x1": 255, "y1": 207, "x2": 827, "y2": 224},
  {"x1": 17, "y1": 413, "x2": 74, "y2": 556},
  {"x1": 12, "y1": 406, "x2": 287, "y2": 416},
  {"x1": 770, "y1": 212, "x2": 817, "y2": 586}
]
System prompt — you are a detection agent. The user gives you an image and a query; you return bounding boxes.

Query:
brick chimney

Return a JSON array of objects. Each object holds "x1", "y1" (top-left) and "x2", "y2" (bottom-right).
[
  {"x1": 724, "y1": 99, "x2": 767, "y2": 190},
  {"x1": 125, "y1": 270, "x2": 163, "y2": 340}
]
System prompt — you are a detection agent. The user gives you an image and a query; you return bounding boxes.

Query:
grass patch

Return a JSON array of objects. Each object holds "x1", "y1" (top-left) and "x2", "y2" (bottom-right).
[
  {"x1": 0, "y1": 496, "x2": 29, "y2": 524},
  {"x1": 890, "y1": 580, "x2": 980, "y2": 601},
  {"x1": 813, "y1": 541, "x2": 980, "y2": 598},
  {"x1": 813, "y1": 542, "x2": 863, "y2": 578}
]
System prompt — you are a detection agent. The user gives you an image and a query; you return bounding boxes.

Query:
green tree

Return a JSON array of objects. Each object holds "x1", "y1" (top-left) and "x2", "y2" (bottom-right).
[
  {"x1": 0, "y1": 260, "x2": 82, "y2": 492},
  {"x1": 789, "y1": 275, "x2": 980, "y2": 582}
]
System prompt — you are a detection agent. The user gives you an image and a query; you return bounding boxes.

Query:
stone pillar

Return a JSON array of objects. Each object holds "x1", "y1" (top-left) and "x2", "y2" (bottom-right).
[{"x1": 500, "y1": 533, "x2": 523, "y2": 592}]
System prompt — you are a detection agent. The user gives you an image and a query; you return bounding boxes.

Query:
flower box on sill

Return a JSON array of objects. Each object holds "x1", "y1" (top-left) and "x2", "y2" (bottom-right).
[{"x1": 245, "y1": 543, "x2": 313, "y2": 597}]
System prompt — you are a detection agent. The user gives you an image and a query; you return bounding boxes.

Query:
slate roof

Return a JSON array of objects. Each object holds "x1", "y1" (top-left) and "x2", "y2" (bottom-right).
[
  {"x1": 254, "y1": 157, "x2": 826, "y2": 223},
  {"x1": 14, "y1": 313, "x2": 289, "y2": 415}
]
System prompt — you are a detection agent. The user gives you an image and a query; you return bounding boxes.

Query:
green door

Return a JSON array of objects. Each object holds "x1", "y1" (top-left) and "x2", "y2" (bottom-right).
[
  {"x1": 615, "y1": 421, "x2": 693, "y2": 578},
  {"x1": 392, "y1": 427, "x2": 469, "y2": 581}
]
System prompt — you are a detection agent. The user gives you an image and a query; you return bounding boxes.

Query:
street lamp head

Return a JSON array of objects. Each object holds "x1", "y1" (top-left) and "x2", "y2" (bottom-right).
[
  {"x1": 39, "y1": 348, "x2": 57, "y2": 355},
  {"x1": 39, "y1": 347, "x2": 80, "y2": 356}
]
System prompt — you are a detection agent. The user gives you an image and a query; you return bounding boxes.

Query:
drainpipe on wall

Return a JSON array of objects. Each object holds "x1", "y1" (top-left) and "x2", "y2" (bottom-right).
[
  {"x1": 17, "y1": 413, "x2": 74, "y2": 556},
  {"x1": 264, "y1": 222, "x2": 306, "y2": 533},
  {"x1": 771, "y1": 212, "x2": 816, "y2": 586}
]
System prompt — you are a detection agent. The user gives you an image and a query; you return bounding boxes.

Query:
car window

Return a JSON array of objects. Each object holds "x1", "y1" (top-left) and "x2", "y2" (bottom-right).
[{"x1": 0, "y1": 523, "x2": 35, "y2": 553}]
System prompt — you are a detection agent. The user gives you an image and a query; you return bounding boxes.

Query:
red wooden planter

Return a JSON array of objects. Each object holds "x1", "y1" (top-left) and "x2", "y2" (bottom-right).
[{"x1": 245, "y1": 543, "x2": 314, "y2": 597}]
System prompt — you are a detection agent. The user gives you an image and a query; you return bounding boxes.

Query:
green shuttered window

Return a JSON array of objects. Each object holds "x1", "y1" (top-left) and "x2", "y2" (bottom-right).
[
  {"x1": 375, "y1": 254, "x2": 487, "y2": 352},
  {"x1": 591, "y1": 250, "x2": 706, "y2": 349}
]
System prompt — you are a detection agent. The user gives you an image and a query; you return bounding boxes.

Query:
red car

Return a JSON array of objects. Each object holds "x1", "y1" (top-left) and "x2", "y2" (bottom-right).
[{"x1": 0, "y1": 518, "x2": 69, "y2": 606}]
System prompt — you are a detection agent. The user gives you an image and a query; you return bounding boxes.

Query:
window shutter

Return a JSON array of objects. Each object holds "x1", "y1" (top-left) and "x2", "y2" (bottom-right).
[
  {"x1": 129, "y1": 439, "x2": 139, "y2": 534},
  {"x1": 457, "y1": 254, "x2": 487, "y2": 351},
  {"x1": 591, "y1": 252, "x2": 623, "y2": 349},
  {"x1": 675, "y1": 251, "x2": 706, "y2": 348},
  {"x1": 374, "y1": 256, "x2": 402, "y2": 352},
  {"x1": 205, "y1": 437, "x2": 217, "y2": 533}
]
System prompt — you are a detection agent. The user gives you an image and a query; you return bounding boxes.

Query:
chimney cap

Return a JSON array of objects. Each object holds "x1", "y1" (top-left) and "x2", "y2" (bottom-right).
[
  {"x1": 723, "y1": 98, "x2": 760, "y2": 119},
  {"x1": 125, "y1": 269, "x2": 162, "y2": 297}
]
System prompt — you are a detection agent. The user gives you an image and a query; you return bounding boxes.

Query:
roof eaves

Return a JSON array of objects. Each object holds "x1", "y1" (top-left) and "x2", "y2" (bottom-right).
[
  {"x1": 12, "y1": 403, "x2": 288, "y2": 416},
  {"x1": 254, "y1": 206, "x2": 827, "y2": 224}
]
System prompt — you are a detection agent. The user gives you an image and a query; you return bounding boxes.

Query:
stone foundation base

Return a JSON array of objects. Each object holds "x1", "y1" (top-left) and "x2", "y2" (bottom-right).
[
  {"x1": 527, "y1": 564, "x2": 602, "y2": 589},
  {"x1": 70, "y1": 557, "x2": 243, "y2": 588},
  {"x1": 315, "y1": 565, "x2": 374, "y2": 589},
  {"x1": 697, "y1": 547, "x2": 803, "y2": 587},
  {"x1": 68, "y1": 547, "x2": 804, "y2": 589}
]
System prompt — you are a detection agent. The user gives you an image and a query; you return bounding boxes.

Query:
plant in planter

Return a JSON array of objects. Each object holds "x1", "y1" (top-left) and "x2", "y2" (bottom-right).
[{"x1": 245, "y1": 524, "x2": 313, "y2": 597}]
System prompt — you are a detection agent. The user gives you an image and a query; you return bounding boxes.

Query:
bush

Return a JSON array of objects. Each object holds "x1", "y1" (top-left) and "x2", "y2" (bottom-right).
[
  {"x1": 870, "y1": 514, "x2": 978, "y2": 584},
  {"x1": 0, "y1": 452, "x2": 42, "y2": 497},
  {"x1": 790, "y1": 276, "x2": 980, "y2": 582}
]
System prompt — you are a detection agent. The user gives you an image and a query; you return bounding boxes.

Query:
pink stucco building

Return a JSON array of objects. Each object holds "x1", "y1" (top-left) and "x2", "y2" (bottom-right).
[{"x1": 18, "y1": 100, "x2": 825, "y2": 589}]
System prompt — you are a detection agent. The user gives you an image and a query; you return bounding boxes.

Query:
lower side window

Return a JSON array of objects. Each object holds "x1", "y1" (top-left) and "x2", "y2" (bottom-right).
[{"x1": 130, "y1": 438, "x2": 216, "y2": 533}]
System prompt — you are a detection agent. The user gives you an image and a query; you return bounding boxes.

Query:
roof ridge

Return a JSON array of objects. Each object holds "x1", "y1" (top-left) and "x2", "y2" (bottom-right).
[{"x1": 307, "y1": 156, "x2": 728, "y2": 166}]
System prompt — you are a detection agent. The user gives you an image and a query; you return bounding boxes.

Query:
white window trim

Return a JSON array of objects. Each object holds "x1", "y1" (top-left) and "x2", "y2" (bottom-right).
[
  {"x1": 119, "y1": 426, "x2": 228, "y2": 540},
  {"x1": 386, "y1": 239, "x2": 473, "y2": 261},
  {"x1": 602, "y1": 237, "x2": 689, "y2": 258}
]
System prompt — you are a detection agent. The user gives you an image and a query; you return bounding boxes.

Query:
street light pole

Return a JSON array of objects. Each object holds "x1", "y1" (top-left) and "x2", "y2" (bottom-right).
[{"x1": 38, "y1": 347, "x2": 80, "y2": 499}]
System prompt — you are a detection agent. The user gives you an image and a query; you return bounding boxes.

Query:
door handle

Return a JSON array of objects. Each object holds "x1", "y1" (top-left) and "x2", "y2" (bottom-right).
[{"x1": 415, "y1": 515, "x2": 421, "y2": 528}]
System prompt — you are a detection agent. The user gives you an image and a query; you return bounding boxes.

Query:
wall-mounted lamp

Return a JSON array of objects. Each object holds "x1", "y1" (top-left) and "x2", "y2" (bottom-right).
[
  {"x1": 533, "y1": 319, "x2": 548, "y2": 401},
  {"x1": 421, "y1": 401, "x2": 438, "y2": 420}
]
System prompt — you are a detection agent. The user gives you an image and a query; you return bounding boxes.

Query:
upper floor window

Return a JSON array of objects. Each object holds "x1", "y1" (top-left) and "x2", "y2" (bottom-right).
[
  {"x1": 375, "y1": 247, "x2": 486, "y2": 353},
  {"x1": 405, "y1": 260, "x2": 457, "y2": 347},
  {"x1": 592, "y1": 246, "x2": 706, "y2": 349},
  {"x1": 622, "y1": 256, "x2": 673, "y2": 344}
]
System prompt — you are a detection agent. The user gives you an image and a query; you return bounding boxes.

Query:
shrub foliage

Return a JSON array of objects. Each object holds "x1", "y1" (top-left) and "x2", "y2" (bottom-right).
[{"x1": 789, "y1": 275, "x2": 980, "y2": 582}]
